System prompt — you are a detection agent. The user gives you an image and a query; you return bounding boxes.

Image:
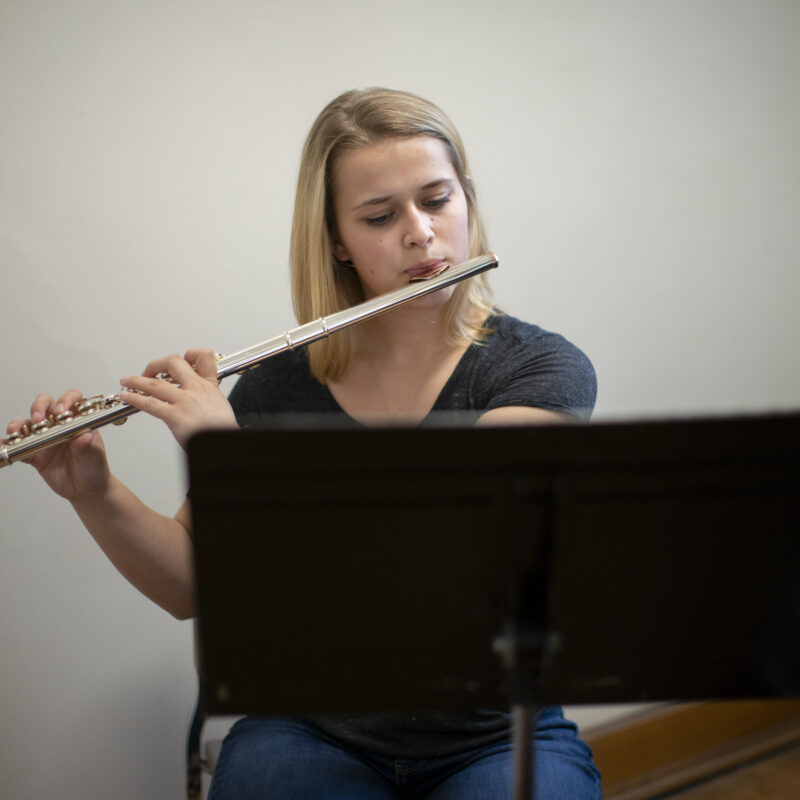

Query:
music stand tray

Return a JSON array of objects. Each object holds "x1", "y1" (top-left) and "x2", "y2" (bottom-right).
[{"x1": 187, "y1": 413, "x2": 800, "y2": 796}]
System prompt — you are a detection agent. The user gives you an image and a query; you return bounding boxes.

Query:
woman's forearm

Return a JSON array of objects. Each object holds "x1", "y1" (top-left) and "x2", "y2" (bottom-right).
[{"x1": 71, "y1": 478, "x2": 196, "y2": 619}]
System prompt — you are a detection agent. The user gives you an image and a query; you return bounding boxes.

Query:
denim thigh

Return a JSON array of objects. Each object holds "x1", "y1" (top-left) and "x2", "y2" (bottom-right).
[
  {"x1": 207, "y1": 708, "x2": 601, "y2": 800},
  {"x1": 208, "y1": 716, "x2": 400, "y2": 800},
  {"x1": 423, "y1": 708, "x2": 601, "y2": 800}
]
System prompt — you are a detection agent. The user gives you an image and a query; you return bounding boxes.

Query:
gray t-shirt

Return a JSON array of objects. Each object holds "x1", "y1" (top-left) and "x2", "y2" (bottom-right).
[
  {"x1": 228, "y1": 314, "x2": 596, "y2": 426},
  {"x1": 226, "y1": 313, "x2": 596, "y2": 757}
]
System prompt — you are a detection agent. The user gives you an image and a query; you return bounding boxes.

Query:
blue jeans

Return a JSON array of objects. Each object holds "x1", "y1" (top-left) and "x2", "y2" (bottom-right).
[{"x1": 208, "y1": 707, "x2": 601, "y2": 799}]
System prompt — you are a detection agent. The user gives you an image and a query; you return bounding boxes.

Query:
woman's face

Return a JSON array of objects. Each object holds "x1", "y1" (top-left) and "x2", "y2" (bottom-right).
[{"x1": 330, "y1": 136, "x2": 470, "y2": 303}]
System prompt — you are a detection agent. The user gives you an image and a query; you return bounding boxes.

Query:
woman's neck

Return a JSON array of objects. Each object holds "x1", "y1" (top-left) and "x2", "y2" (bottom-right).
[
  {"x1": 327, "y1": 303, "x2": 469, "y2": 425},
  {"x1": 353, "y1": 304, "x2": 451, "y2": 365}
]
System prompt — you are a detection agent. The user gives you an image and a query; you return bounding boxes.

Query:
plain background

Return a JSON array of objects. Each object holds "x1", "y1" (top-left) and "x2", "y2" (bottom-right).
[{"x1": 1, "y1": 1, "x2": 798, "y2": 797}]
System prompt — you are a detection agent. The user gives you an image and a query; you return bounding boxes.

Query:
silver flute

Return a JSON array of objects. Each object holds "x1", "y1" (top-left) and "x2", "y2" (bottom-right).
[{"x1": 1, "y1": 253, "x2": 498, "y2": 468}]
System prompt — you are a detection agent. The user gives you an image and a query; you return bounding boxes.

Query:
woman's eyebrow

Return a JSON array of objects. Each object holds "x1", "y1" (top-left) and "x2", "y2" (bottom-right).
[
  {"x1": 421, "y1": 178, "x2": 454, "y2": 191},
  {"x1": 353, "y1": 195, "x2": 392, "y2": 211},
  {"x1": 351, "y1": 178, "x2": 455, "y2": 211}
]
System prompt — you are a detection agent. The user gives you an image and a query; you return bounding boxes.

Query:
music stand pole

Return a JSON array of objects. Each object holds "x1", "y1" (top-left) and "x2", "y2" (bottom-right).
[
  {"x1": 511, "y1": 704, "x2": 534, "y2": 800},
  {"x1": 494, "y1": 625, "x2": 560, "y2": 800}
]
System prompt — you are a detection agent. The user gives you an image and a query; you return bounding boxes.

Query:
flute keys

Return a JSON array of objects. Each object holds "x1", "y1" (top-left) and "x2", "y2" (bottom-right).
[
  {"x1": 100, "y1": 393, "x2": 129, "y2": 425},
  {"x1": 73, "y1": 395, "x2": 105, "y2": 416},
  {"x1": 6, "y1": 428, "x2": 28, "y2": 444},
  {"x1": 73, "y1": 398, "x2": 94, "y2": 416},
  {"x1": 31, "y1": 418, "x2": 53, "y2": 434}
]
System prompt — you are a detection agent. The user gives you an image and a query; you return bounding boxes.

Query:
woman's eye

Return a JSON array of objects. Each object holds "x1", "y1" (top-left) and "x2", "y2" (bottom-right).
[
  {"x1": 366, "y1": 212, "x2": 391, "y2": 226},
  {"x1": 425, "y1": 194, "x2": 451, "y2": 209}
]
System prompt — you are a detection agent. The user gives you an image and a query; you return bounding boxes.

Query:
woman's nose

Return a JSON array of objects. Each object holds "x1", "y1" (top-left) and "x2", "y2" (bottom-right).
[{"x1": 402, "y1": 206, "x2": 434, "y2": 247}]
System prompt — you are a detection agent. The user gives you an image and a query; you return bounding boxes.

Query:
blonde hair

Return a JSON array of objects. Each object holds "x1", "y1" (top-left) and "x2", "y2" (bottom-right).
[{"x1": 290, "y1": 87, "x2": 494, "y2": 382}]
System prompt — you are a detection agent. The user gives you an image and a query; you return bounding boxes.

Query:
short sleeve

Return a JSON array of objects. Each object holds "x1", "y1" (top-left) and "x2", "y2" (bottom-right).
[{"x1": 440, "y1": 315, "x2": 597, "y2": 421}]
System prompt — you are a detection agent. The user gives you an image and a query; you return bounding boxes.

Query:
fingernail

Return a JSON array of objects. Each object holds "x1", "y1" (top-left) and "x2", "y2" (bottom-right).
[
  {"x1": 56, "y1": 403, "x2": 64, "y2": 413},
  {"x1": 31, "y1": 410, "x2": 42, "y2": 422}
]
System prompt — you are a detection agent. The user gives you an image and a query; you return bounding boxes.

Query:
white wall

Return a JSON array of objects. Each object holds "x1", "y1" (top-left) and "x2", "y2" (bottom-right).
[{"x1": 1, "y1": 1, "x2": 798, "y2": 797}]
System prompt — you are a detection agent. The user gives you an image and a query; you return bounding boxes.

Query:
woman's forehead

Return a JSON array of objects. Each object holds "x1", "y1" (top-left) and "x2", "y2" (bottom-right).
[{"x1": 332, "y1": 136, "x2": 458, "y2": 204}]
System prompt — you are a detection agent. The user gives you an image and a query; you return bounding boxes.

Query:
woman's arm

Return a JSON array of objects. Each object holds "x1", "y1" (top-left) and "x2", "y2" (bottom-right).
[
  {"x1": 5, "y1": 348, "x2": 237, "y2": 619},
  {"x1": 477, "y1": 406, "x2": 567, "y2": 426},
  {"x1": 71, "y1": 489, "x2": 196, "y2": 619}
]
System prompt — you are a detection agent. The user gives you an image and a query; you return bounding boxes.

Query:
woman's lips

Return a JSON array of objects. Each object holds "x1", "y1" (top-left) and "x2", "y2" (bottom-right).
[{"x1": 407, "y1": 260, "x2": 450, "y2": 282}]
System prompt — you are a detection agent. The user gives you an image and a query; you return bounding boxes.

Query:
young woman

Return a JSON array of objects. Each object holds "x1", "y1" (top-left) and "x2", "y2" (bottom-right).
[{"x1": 7, "y1": 88, "x2": 599, "y2": 798}]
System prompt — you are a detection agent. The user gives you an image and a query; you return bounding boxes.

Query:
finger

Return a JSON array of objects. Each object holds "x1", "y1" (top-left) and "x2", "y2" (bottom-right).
[
  {"x1": 119, "y1": 374, "x2": 183, "y2": 401},
  {"x1": 26, "y1": 428, "x2": 100, "y2": 471},
  {"x1": 184, "y1": 348, "x2": 219, "y2": 382},
  {"x1": 6, "y1": 389, "x2": 84, "y2": 442},
  {"x1": 117, "y1": 389, "x2": 173, "y2": 422},
  {"x1": 140, "y1": 354, "x2": 195, "y2": 382},
  {"x1": 69, "y1": 430, "x2": 97, "y2": 451},
  {"x1": 6, "y1": 418, "x2": 28, "y2": 435},
  {"x1": 56, "y1": 388, "x2": 85, "y2": 409},
  {"x1": 29, "y1": 394, "x2": 55, "y2": 422}
]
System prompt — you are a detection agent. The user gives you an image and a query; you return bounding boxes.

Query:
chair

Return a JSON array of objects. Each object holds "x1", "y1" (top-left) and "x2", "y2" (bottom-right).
[
  {"x1": 186, "y1": 685, "x2": 206, "y2": 800},
  {"x1": 186, "y1": 682, "x2": 228, "y2": 799}
]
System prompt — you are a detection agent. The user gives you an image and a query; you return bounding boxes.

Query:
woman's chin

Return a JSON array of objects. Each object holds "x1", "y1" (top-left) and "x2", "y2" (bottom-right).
[{"x1": 405, "y1": 285, "x2": 456, "y2": 312}]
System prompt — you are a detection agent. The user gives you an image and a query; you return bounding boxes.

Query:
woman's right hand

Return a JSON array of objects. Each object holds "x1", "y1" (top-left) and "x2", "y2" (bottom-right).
[{"x1": 5, "y1": 389, "x2": 111, "y2": 501}]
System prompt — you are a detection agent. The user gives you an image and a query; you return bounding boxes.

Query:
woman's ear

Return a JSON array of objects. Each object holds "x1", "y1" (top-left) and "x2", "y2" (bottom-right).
[{"x1": 332, "y1": 241, "x2": 351, "y2": 263}]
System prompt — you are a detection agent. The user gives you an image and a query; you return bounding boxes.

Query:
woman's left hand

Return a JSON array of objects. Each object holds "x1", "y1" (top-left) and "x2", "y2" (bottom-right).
[{"x1": 119, "y1": 348, "x2": 238, "y2": 450}]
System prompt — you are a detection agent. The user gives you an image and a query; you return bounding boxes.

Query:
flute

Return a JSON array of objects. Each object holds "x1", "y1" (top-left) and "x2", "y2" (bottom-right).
[{"x1": 1, "y1": 253, "x2": 498, "y2": 468}]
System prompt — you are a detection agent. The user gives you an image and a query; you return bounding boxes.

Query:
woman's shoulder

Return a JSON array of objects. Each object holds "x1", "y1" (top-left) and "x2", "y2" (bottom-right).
[
  {"x1": 483, "y1": 312, "x2": 590, "y2": 362},
  {"x1": 485, "y1": 312, "x2": 543, "y2": 341},
  {"x1": 466, "y1": 311, "x2": 597, "y2": 419}
]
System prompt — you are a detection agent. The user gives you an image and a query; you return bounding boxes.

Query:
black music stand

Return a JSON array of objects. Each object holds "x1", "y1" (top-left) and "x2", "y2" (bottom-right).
[{"x1": 187, "y1": 412, "x2": 800, "y2": 800}]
